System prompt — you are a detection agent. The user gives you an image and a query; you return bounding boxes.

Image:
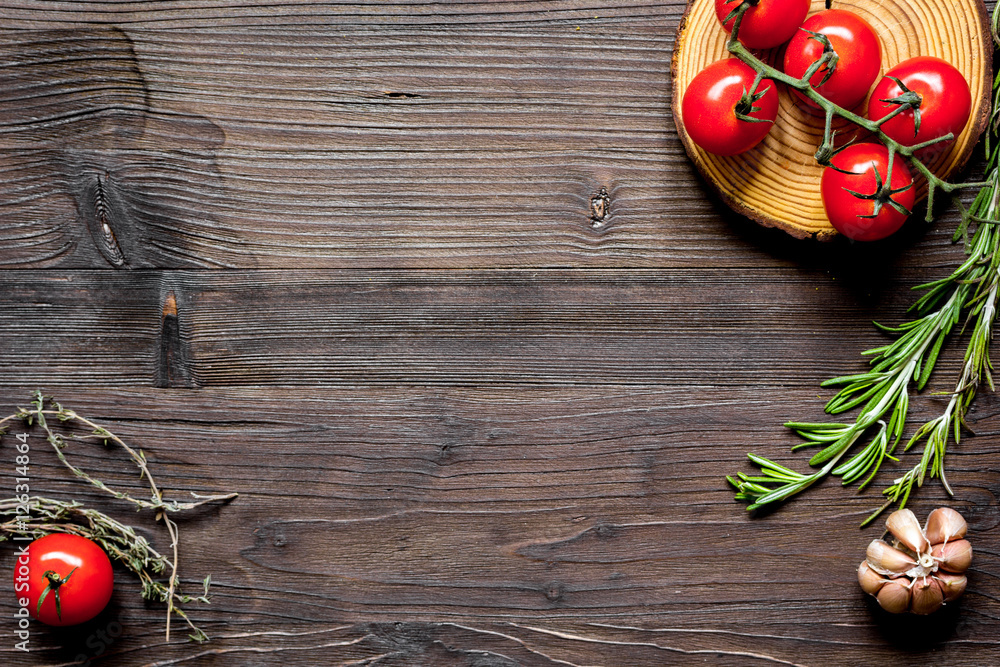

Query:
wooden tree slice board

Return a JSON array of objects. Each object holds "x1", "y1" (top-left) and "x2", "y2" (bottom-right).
[{"x1": 671, "y1": 0, "x2": 993, "y2": 240}]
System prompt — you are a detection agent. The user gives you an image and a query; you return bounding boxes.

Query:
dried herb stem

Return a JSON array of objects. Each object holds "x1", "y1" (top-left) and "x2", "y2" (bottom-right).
[{"x1": 0, "y1": 392, "x2": 236, "y2": 641}]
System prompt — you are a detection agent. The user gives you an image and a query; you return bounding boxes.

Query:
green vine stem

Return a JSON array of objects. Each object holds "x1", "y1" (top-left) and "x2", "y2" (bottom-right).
[
  {"x1": 726, "y1": 3, "x2": 1000, "y2": 524},
  {"x1": 0, "y1": 392, "x2": 237, "y2": 641}
]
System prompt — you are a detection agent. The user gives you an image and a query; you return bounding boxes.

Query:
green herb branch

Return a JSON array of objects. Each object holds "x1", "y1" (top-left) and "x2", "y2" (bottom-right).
[
  {"x1": 0, "y1": 391, "x2": 237, "y2": 642},
  {"x1": 727, "y1": 4, "x2": 1000, "y2": 524}
]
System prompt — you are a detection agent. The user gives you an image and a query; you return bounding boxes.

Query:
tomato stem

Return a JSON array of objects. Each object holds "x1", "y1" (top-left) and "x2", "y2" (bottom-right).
[
  {"x1": 872, "y1": 100, "x2": 914, "y2": 128},
  {"x1": 734, "y1": 70, "x2": 775, "y2": 124},
  {"x1": 880, "y1": 76, "x2": 924, "y2": 135},
  {"x1": 37, "y1": 567, "x2": 77, "y2": 620},
  {"x1": 720, "y1": 0, "x2": 761, "y2": 28},
  {"x1": 801, "y1": 29, "x2": 840, "y2": 87}
]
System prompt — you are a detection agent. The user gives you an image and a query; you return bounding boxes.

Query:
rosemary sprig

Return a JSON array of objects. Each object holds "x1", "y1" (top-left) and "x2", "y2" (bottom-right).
[
  {"x1": 730, "y1": 203, "x2": 1000, "y2": 522},
  {"x1": 877, "y1": 175, "x2": 1000, "y2": 517},
  {"x1": 0, "y1": 392, "x2": 237, "y2": 641},
  {"x1": 727, "y1": 5, "x2": 1000, "y2": 524}
]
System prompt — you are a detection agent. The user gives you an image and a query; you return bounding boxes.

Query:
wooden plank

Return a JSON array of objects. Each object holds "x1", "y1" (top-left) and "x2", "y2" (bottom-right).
[
  {"x1": 0, "y1": 27, "x2": 973, "y2": 268},
  {"x1": 0, "y1": 268, "x2": 967, "y2": 387},
  {"x1": 0, "y1": 2, "x2": 684, "y2": 29},
  {"x1": 0, "y1": 385, "x2": 995, "y2": 665}
]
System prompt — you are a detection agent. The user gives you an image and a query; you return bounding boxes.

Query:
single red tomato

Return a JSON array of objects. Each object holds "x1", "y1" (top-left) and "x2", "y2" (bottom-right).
[
  {"x1": 821, "y1": 143, "x2": 915, "y2": 241},
  {"x1": 681, "y1": 58, "x2": 779, "y2": 156},
  {"x1": 867, "y1": 56, "x2": 972, "y2": 158},
  {"x1": 18, "y1": 533, "x2": 114, "y2": 626},
  {"x1": 715, "y1": 0, "x2": 810, "y2": 50},
  {"x1": 783, "y1": 9, "x2": 881, "y2": 109}
]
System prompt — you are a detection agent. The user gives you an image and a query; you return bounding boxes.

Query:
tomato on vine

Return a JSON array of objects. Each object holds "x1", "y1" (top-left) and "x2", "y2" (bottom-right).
[
  {"x1": 18, "y1": 533, "x2": 114, "y2": 626},
  {"x1": 714, "y1": 0, "x2": 810, "y2": 50},
  {"x1": 821, "y1": 143, "x2": 915, "y2": 241},
  {"x1": 867, "y1": 56, "x2": 972, "y2": 158},
  {"x1": 783, "y1": 9, "x2": 881, "y2": 110},
  {"x1": 681, "y1": 58, "x2": 778, "y2": 156}
]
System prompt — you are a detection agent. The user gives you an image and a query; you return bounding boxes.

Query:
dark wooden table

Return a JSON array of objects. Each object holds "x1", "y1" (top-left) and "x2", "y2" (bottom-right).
[{"x1": 2, "y1": 2, "x2": 999, "y2": 665}]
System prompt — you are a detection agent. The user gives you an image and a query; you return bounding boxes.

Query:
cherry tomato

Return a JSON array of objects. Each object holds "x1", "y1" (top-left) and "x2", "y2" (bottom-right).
[
  {"x1": 715, "y1": 0, "x2": 810, "y2": 50},
  {"x1": 867, "y1": 56, "x2": 972, "y2": 158},
  {"x1": 821, "y1": 143, "x2": 915, "y2": 241},
  {"x1": 18, "y1": 533, "x2": 114, "y2": 626},
  {"x1": 783, "y1": 9, "x2": 881, "y2": 109},
  {"x1": 681, "y1": 58, "x2": 778, "y2": 156}
]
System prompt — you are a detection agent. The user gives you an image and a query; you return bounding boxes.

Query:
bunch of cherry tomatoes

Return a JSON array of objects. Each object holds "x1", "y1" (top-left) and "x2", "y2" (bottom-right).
[{"x1": 680, "y1": 0, "x2": 973, "y2": 241}]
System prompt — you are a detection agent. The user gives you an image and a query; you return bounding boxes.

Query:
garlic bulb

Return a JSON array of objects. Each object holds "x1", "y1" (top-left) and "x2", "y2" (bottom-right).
[{"x1": 859, "y1": 507, "x2": 972, "y2": 614}]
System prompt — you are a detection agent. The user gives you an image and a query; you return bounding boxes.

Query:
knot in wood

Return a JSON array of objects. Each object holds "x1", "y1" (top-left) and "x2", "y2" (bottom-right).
[
  {"x1": 590, "y1": 187, "x2": 611, "y2": 227},
  {"x1": 543, "y1": 581, "x2": 564, "y2": 602}
]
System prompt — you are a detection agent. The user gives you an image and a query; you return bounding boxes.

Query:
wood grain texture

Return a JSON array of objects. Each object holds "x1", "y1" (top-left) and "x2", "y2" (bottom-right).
[
  {"x1": 0, "y1": 386, "x2": 997, "y2": 666},
  {"x1": 1, "y1": 1, "x2": 999, "y2": 665},
  {"x1": 0, "y1": 25, "x2": 979, "y2": 269},
  {"x1": 0, "y1": 1, "x2": 687, "y2": 28},
  {"x1": 0, "y1": 268, "x2": 970, "y2": 388}
]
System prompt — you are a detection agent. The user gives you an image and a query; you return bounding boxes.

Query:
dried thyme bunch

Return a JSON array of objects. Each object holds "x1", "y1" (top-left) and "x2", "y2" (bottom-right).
[{"x1": 0, "y1": 391, "x2": 237, "y2": 641}]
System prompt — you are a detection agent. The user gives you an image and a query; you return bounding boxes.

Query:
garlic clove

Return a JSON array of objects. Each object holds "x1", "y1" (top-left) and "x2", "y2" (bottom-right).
[
  {"x1": 858, "y1": 561, "x2": 889, "y2": 596},
  {"x1": 934, "y1": 572, "x2": 968, "y2": 602},
  {"x1": 925, "y1": 507, "x2": 968, "y2": 546},
  {"x1": 876, "y1": 578, "x2": 912, "y2": 614},
  {"x1": 886, "y1": 508, "x2": 930, "y2": 554},
  {"x1": 867, "y1": 539, "x2": 918, "y2": 575},
  {"x1": 910, "y1": 577, "x2": 944, "y2": 615},
  {"x1": 932, "y1": 539, "x2": 973, "y2": 573}
]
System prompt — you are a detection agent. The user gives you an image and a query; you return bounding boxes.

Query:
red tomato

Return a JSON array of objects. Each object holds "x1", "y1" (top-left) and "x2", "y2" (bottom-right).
[
  {"x1": 715, "y1": 0, "x2": 810, "y2": 50},
  {"x1": 867, "y1": 56, "x2": 972, "y2": 158},
  {"x1": 18, "y1": 533, "x2": 114, "y2": 626},
  {"x1": 821, "y1": 143, "x2": 915, "y2": 241},
  {"x1": 783, "y1": 9, "x2": 882, "y2": 109},
  {"x1": 681, "y1": 58, "x2": 778, "y2": 156}
]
